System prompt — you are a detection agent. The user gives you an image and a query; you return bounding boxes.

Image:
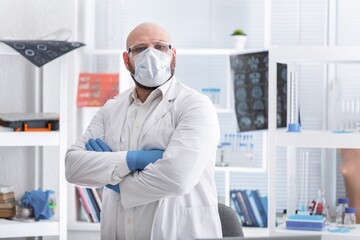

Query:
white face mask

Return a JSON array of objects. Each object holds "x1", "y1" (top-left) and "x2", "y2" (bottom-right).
[{"x1": 132, "y1": 48, "x2": 172, "y2": 87}]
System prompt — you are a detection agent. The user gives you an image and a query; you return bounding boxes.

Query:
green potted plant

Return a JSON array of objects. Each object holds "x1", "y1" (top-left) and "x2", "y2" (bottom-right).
[{"x1": 231, "y1": 28, "x2": 247, "y2": 50}]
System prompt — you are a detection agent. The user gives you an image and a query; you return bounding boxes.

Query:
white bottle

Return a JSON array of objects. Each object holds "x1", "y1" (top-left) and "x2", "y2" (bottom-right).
[
  {"x1": 335, "y1": 198, "x2": 349, "y2": 228},
  {"x1": 344, "y1": 207, "x2": 356, "y2": 229}
]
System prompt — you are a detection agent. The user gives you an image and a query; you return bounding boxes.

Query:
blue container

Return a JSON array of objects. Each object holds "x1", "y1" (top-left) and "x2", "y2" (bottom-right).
[{"x1": 286, "y1": 214, "x2": 325, "y2": 231}]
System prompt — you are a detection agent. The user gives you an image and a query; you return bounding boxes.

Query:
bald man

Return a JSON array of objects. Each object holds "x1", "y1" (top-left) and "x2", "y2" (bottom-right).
[{"x1": 65, "y1": 22, "x2": 222, "y2": 239}]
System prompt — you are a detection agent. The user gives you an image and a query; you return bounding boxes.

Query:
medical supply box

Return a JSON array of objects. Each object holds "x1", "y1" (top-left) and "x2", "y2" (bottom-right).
[
  {"x1": 0, "y1": 113, "x2": 59, "y2": 132},
  {"x1": 286, "y1": 214, "x2": 325, "y2": 231}
]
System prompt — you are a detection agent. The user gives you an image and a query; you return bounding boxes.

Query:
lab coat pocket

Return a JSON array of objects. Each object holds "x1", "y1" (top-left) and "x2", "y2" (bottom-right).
[
  {"x1": 146, "y1": 127, "x2": 172, "y2": 150},
  {"x1": 176, "y1": 206, "x2": 220, "y2": 239},
  {"x1": 142, "y1": 113, "x2": 175, "y2": 149}
]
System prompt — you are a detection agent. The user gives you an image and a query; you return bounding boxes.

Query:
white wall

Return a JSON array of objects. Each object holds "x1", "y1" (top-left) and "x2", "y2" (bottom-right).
[{"x1": 0, "y1": 0, "x2": 77, "y2": 232}]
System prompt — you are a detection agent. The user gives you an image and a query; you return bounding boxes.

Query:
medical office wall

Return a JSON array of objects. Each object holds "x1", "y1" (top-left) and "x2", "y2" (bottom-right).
[
  {"x1": 0, "y1": 0, "x2": 79, "y2": 239},
  {"x1": 70, "y1": 0, "x2": 360, "y2": 237}
]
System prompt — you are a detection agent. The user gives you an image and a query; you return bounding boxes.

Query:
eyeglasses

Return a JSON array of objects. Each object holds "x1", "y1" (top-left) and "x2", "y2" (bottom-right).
[{"x1": 128, "y1": 41, "x2": 172, "y2": 57}]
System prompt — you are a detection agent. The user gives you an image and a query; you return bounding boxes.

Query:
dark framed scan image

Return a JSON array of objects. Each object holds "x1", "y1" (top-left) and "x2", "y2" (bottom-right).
[{"x1": 230, "y1": 51, "x2": 287, "y2": 132}]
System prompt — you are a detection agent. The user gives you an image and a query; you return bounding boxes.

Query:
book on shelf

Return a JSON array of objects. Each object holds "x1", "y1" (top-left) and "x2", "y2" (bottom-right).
[
  {"x1": 76, "y1": 186, "x2": 95, "y2": 222},
  {"x1": 82, "y1": 188, "x2": 99, "y2": 222},
  {"x1": 253, "y1": 190, "x2": 268, "y2": 227},
  {"x1": 0, "y1": 185, "x2": 16, "y2": 219},
  {"x1": 75, "y1": 187, "x2": 90, "y2": 222},
  {"x1": 239, "y1": 190, "x2": 259, "y2": 227},
  {"x1": 75, "y1": 186, "x2": 103, "y2": 223},
  {"x1": 96, "y1": 187, "x2": 103, "y2": 201},
  {"x1": 0, "y1": 192, "x2": 16, "y2": 218},
  {"x1": 78, "y1": 196, "x2": 91, "y2": 222},
  {"x1": 235, "y1": 189, "x2": 253, "y2": 226},
  {"x1": 86, "y1": 188, "x2": 100, "y2": 222},
  {"x1": 0, "y1": 207, "x2": 16, "y2": 218},
  {"x1": 0, "y1": 191, "x2": 15, "y2": 201},
  {"x1": 246, "y1": 190, "x2": 267, "y2": 227},
  {"x1": 230, "y1": 189, "x2": 245, "y2": 224},
  {"x1": 0, "y1": 197, "x2": 15, "y2": 204},
  {"x1": 260, "y1": 195, "x2": 268, "y2": 218},
  {"x1": 0, "y1": 200, "x2": 16, "y2": 209},
  {"x1": 91, "y1": 188, "x2": 102, "y2": 211},
  {"x1": 231, "y1": 189, "x2": 268, "y2": 227},
  {"x1": 246, "y1": 190, "x2": 263, "y2": 227}
]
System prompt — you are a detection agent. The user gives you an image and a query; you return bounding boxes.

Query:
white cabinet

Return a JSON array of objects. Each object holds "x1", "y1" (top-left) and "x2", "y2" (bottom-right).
[
  {"x1": 0, "y1": 47, "x2": 68, "y2": 239},
  {"x1": 267, "y1": 46, "x2": 360, "y2": 240}
]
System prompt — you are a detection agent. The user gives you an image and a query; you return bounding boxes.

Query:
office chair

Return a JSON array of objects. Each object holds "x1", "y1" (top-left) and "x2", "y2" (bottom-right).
[{"x1": 218, "y1": 203, "x2": 244, "y2": 237}]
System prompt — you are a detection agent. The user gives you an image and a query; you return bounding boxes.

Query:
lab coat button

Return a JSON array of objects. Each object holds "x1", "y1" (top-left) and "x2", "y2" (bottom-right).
[{"x1": 127, "y1": 218, "x2": 132, "y2": 224}]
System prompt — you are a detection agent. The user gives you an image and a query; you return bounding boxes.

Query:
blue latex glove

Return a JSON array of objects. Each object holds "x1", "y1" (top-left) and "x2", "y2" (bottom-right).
[
  {"x1": 85, "y1": 138, "x2": 112, "y2": 152},
  {"x1": 85, "y1": 138, "x2": 120, "y2": 193},
  {"x1": 20, "y1": 189, "x2": 54, "y2": 221},
  {"x1": 126, "y1": 150, "x2": 164, "y2": 172}
]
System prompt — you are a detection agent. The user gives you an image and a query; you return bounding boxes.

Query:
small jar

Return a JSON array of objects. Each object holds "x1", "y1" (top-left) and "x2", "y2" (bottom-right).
[
  {"x1": 344, "y1": 207, "x2": 356, "y2": 229},
  {"x1": 335, "y1": 198, "x2": 349, "y2": 228}
]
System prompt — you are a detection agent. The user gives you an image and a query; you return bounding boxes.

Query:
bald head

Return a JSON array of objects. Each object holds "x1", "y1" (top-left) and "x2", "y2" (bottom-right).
[
  {"x1": 126, "y1": 22, "x2": 171, "y2": 50},
  {"x1": 123, "y1": 22, "x2": 177, "y2": 95}
]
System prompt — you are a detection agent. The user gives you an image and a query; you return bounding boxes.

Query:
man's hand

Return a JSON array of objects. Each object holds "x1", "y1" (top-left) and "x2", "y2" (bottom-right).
[
  {"x1": 85, "y1": 138, "x2": 120, "y2": 193},
  {"x1": 126, "y1": 150, "x2": 164, "y2": 172},
  {"x1": 85, "y1": 138, "x2": 112, "y2": 152}
]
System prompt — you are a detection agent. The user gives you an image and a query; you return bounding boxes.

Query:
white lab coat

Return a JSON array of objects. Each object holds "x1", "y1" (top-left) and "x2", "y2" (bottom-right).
[{"x1": 65, "y1": 77, "x2": 222, "y2": 240}]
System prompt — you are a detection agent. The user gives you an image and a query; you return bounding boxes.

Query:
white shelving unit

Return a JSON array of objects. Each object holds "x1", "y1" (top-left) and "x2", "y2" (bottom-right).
[
  {"x1": 0, "y1": 219, "x2": 60, "y2": 238},
  {"x1": 0, "y1": 47, "x2": 68, "y2": 239},
  {"x1": 267, "y1": 46, "x2": 360, "y2": 240},
  {"x1": 0, "y1": 132, "x2": 60, "y2": 146},
  {"x1": 276, "y1": 130, "x2": 360, "y2": 149}
]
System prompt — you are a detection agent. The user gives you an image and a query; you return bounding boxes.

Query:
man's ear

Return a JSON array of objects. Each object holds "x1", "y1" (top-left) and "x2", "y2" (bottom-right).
[
  {"x1": 123, "y1": 51, "x2": 130, "y2": 70},
  {"x1": 171, "y1": 48, "x2": 176, "y2": 69}
]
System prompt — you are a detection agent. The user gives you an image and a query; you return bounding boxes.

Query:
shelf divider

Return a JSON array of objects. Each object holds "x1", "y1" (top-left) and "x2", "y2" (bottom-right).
[
  {"x1": 0, "y1": 219, "x2": 60, "y2": 238},
  {"x1": 0, "y1": 132, "x2": 60, "y2": 146},
  {"x1": 276, "y1": 130, "x2": 360, "y2": 148}
]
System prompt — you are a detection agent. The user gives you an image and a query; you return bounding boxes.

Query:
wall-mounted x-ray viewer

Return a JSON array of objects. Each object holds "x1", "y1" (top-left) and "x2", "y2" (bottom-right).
[
  {"x1": 230, "y1": 51, "x2": 288, "y2": 132},
  {"x1": 224, "y1": 51, "x2": 287, "y2": 172}
]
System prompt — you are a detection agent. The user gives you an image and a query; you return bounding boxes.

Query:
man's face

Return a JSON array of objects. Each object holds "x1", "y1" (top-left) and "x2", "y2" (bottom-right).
[
  {"x1": 127, "y1": 46, "x2": 176, "y2": 76},
  {"x1": 123, "y1": 23, "x2": 176, "y2": 78}
]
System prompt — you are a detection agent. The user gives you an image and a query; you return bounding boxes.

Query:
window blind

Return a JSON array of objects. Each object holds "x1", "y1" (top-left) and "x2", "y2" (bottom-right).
[{"x1": 335, "y1": 0, "x2": 360, "y2": 205}]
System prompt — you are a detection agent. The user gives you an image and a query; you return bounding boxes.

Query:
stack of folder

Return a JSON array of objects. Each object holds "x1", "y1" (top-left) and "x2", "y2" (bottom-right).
[
  {"x1": 0, "y1": 185, "x2": 16, "y2": 219},
  {"x1": 75, "y1": 186, "x2": 102, "y2": 223},
  {"x1": 230, "y1": 189, "x2": 268, "y2": 227},
  {"x1": 286, "y1": 214, "x2": 325, "y2": 231}
]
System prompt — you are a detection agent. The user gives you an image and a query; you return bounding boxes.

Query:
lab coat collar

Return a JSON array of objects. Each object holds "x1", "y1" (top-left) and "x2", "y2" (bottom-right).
[
  {"x1": 161, "y1": 76, "x2": 179, "y2": 101},
  {"x1": 128, "y1": 76, "x2": 177, "y2": 104},
  {"x1": 139, "y1": 76, "x2": 181, "y2": 138}
]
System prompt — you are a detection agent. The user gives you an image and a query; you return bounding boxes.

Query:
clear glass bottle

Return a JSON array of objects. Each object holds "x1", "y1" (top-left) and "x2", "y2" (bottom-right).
[
  {"x1": 312, "y1": 190, "x2": 330, "y2": 222},
  {"x1": 335, "y1": 198, "x2": 349, "y2": 228},
  {"x1": 344, "y1": 207, "x2": 356, "y2": 229}
]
